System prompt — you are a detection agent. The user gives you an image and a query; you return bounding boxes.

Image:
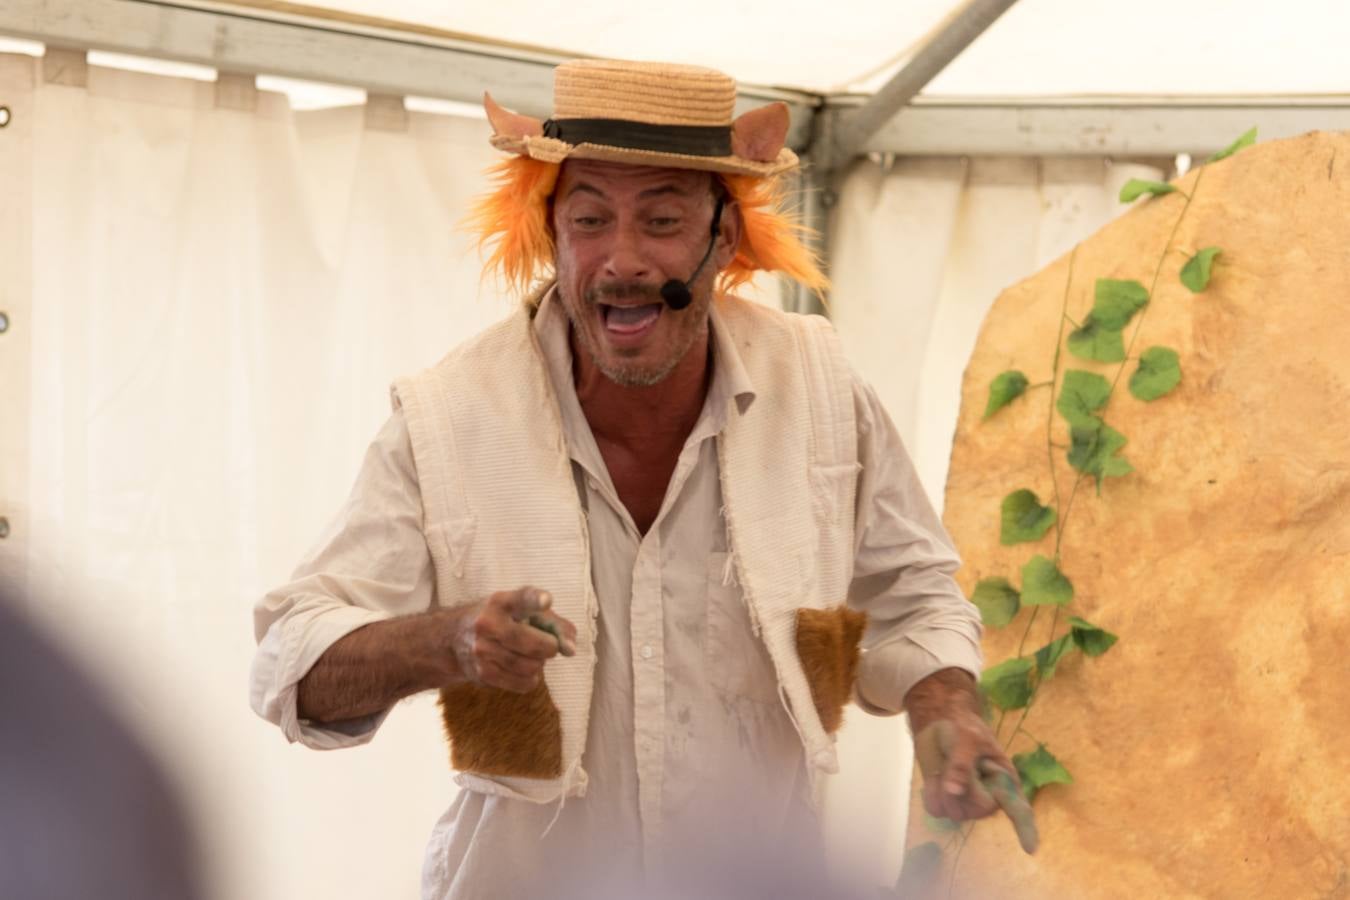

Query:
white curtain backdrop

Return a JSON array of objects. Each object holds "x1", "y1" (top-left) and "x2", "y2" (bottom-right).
[
  {"x1": 2, "y1": 52, "x2": 508, "y2": 900},
  {"x1": 1, "y1": 50, "x2": 1161, "y2": 899},
  {"x1": 821, "y1": 152, "x2": 1166, "y2": 888}
]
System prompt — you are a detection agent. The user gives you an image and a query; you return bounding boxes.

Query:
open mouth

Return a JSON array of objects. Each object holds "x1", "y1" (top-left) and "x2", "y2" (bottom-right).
[{"x1": 601, "y1": 302, "x2": 662, "y2": 337}]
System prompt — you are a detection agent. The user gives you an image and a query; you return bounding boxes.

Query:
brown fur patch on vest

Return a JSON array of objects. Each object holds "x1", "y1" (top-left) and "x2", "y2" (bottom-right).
[
  {"x1": 795, "y1": 606, "x2": 868, "y2": 734},
  {"x1": 438, "y1": 681, "x2": 562, "y2": 778}
]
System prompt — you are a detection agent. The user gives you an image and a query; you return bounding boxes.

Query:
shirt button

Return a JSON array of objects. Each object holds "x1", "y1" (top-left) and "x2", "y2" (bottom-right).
[
  {"x1": 640, "y1": 645, "x2": 653, "y2": 660},
  {"x1": 587, "y1": 477, "x2": 600, "y2": 491}
]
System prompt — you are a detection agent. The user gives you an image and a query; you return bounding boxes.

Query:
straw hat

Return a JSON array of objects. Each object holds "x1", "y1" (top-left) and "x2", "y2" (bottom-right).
[{"x1": 483, "y1": 59, "x2": 798, "y2": 177}]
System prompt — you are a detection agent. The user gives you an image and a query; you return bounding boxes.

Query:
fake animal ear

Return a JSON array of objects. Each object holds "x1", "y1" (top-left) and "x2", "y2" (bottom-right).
[
  {"x1": 730, "y1": 101, "x2": 789, "y2": 162},
  {"x1": 483, "y1": 92, "x2": 544, "y2": 139}
]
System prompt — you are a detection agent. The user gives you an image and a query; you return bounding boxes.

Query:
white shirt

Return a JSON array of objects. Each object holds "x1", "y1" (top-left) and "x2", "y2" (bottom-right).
[{"x1": 250, "y1": 293, "x2": 982, "y2": 898}]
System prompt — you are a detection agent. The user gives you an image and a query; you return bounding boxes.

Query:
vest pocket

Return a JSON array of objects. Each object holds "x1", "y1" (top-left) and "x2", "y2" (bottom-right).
[
  {"x1": 706, "y1": 552, "x2": 780, "y2": 704},
  {"x1": 425, "y1": 516, "x2": 478, "y2": 606},
  {"x1": 809, "y1": 462, "x2": 862, "y2": 534}
]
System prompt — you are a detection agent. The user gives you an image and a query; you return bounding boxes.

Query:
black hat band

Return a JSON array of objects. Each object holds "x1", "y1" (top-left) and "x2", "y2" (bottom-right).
[{"x1": 542, "y1": 117, "x2": 732, "y2": 158}]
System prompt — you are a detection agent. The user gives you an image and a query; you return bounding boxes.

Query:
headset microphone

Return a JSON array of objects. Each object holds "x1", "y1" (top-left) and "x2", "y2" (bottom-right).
[{"x1": 660, "y1": 195, "x2": 725, "y2": 311}]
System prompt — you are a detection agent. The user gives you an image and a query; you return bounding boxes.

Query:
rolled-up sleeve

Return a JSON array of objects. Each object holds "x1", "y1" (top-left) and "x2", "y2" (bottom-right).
[
  {"x1": 846, "y1": 375, "x2": 983, "y2": 716},
  {"x1": 248, "y1": 409, "x2": 436, "y2": 749}
]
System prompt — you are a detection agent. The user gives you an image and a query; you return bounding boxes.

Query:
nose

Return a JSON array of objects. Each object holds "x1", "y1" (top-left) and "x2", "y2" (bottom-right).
[{"x1": 602, "y1": 222, "x2": 651, "y2": 282}]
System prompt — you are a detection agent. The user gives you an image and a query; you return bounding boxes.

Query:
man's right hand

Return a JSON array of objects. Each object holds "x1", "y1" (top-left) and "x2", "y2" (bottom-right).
[
  {"x1": 447, "y1": 587, "x2": 577, "y2": 694},
  {"x1": 296, "y1": 586, "x2": 577, "y2": 724}
]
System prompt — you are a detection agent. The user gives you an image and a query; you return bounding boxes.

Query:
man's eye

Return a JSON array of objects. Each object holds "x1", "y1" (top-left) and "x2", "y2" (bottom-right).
[
  {"x1": 650, "y1": 217, "x2": 681, "y2": 228},
  {"x1": 573, "y1": 216, "x2": 606, "y2": 228}
]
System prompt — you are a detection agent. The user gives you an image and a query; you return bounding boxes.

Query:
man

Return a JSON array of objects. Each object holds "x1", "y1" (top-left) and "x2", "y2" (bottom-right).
[{"x1": 251, "y1": 59, "x2": 1011, "y2": 898}]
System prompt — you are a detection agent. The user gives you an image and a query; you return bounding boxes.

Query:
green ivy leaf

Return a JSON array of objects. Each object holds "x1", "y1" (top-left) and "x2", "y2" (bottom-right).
[
  {"x1": 1012, "y1": 744, "x2": 1073, "y2": 803},
  {"x1": 1130, "y1": 346, "x2": 1182, "y2": 401},
  {"x1": 1056, "y1": 369, "x2": 1112, "y2": 428},
  {"x1": 1180, "y1": 247, "x2": 1222, "y2": 293},
  {"x1": 1119, "y1": 178, "x2": 1177, "y2": 203},
  {"x1": 984, "y1": 370, "x2": 1030, "y2": 419},
  {"x1": 1069, "y1": 615, "x2": 1119, "y2": 657},
  {"x1": 1021, "y1": 555, "x2": 1074, "y2": 607},
  {"x1": 971, "y1": 577, "x2": 1021, "y2": 627},
  {"x1": 1066, "y1": 316, "x2": 1126, "y2": 363},
  {"x1": 1067, "y1": 421, "x2": 1133, "y2": 490},
  {"x1": 979, "y1": 656, "x2": 1035, "y2": 711},
  {"x1": 1000, "y1": 490, "x2": 1056, "y2": 545},
  {"x1": 1034, "y1": 634, "x2": 1075, "y2": 681},
  {"x1": 1092, "y1": 279, "x2": 1150, "y2": 330},
  {"x1": 1206, "y1": 126, "x2": 1257, "y2": 163}
]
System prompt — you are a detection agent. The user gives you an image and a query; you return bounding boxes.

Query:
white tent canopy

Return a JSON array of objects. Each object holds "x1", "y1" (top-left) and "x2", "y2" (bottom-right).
[
  {"x1": 1, "y1": 3, "x2": 1347, "y2": 899},
  {"x1": 4, "y1": 0, "x2": 1349, "y2": 160},
  {"x1": 300, "y1": 0, "x2": 1350, "y2": 95}
]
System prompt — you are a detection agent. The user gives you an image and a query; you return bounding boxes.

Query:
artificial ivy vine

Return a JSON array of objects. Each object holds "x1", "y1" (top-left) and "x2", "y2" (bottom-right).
[{"x1": 899, "y1": 126, "x2": 1259, "y2": 898}]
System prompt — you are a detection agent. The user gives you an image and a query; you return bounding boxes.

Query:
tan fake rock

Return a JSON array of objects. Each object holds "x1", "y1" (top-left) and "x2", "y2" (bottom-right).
[{"x1": 907, "y1": 131, "x2": 1350, "y2": 899}]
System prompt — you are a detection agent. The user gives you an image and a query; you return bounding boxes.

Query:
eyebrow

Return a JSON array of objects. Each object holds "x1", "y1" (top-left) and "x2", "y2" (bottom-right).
[{"x1": 563, "y1": 181, "x2": 696, "y2": 202}]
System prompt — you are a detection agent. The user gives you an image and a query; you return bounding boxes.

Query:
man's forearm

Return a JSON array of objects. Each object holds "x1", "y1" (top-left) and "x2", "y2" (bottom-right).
[
  {"x1": 296, "y1": 608, "x2": 463, "y2": 724},
  {"x1": 903, "y1": 666, "x2": 982, "y2": 735}
]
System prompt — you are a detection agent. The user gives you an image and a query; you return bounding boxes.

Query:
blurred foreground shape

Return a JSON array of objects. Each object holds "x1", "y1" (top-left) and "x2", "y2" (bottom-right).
[{"x1": 0, "y1": 587, "x2": 204, "y2": 900}]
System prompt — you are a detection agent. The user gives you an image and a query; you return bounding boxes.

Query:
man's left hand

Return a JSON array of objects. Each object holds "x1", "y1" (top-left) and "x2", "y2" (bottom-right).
[{"x1": 904, "y1": 668, "x2": 1017, "y2": 822}]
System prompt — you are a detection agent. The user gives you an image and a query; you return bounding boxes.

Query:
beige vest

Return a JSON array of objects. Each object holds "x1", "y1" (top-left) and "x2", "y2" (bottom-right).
[{"x1": 392, "y1": 292, "x2": 865, "y2": 803}]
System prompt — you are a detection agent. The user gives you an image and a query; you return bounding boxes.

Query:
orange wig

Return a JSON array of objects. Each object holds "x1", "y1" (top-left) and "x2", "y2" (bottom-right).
[{"x1": 466, "y1": 156, "x2": 829, "y2": 300}]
